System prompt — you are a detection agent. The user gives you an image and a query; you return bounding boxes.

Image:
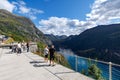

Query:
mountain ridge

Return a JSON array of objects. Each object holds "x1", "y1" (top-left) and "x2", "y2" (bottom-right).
[
  {"x1": 53, "y1": 24, "x2": 120, "y2": 64},
  {"x1": 45, "y1": 34, "x2": 67, "y2": 41},
  {"x1": 0, "y1": 9, "x2": 52, "y2": 45}
]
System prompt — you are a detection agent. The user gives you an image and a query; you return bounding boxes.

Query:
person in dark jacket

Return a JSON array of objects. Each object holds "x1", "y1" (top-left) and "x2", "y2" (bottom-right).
[
  {"x1": 49, "y1": 45, "x2": 55, "y2": 66},
  {"x1": 26, "y1": 42, "x2": 30, "y2": 52}
]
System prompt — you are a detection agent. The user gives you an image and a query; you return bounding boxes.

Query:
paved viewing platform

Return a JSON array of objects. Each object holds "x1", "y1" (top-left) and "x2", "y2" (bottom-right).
[{"x1": 0, "y1": 48, "x2": 94, "y2": 80}]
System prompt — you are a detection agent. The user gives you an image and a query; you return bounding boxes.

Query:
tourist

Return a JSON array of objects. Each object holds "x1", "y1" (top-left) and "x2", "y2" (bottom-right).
[
  {"x1": 17, "y1": 42, "x2": 22, "y2": 54},
  {"x1": 44, "y1": 45, "x2": 49, "y2": 63},
  {"x1": 12, "y1": 45, "x2": 17, "y2": 53},
  {"x1": 49, "y1": 45, "x2": 56, "y2": 66},
  {"x1": 22, "y1": 42, "x2": 26, "y2": 52},
  {"x1": 26, "y1": 42, "x2": 30, "y2": 52}
]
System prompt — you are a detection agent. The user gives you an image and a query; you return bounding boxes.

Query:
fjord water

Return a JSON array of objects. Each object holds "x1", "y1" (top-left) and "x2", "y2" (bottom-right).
[{"x1": 62, "y1": 53, "x2": 120, "y2": 80}]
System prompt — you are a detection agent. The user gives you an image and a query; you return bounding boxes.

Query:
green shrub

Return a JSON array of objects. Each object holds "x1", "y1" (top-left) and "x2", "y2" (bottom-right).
[
  {"x1": 37, "y1": 41, "x2": 46, "y2": 52},
  {"x1": 88, "y1": 64, "x2": 104, "y2": 80}
]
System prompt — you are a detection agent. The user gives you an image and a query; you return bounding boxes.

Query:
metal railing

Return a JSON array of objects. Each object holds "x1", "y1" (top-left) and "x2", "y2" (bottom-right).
[{"x1": 62, "y1": 53, "x2": 120, "y2": 80}]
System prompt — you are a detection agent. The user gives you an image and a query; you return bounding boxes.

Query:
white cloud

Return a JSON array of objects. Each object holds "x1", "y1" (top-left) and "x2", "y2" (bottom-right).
[
  {"x1": 39, "y1": 0, "x2": 120, "y2": 36},
  {"x1": 31, "y1": 8, "x2": 44, "y2": 14},
  {"x1": 12, "y1": 0, "x2": 44, "y2": 20},
  {"x1": 19, "y1": 6, "x2": 30, "y2": 13},
  {"x1": 30, "y1": 15, "x2": 37, "y2": 20},
  {"x1": 0, "y1": 0, "x2": 15, "y2": 12},
  {"x1": 39, "y1": 17, "x2": 89, "y2": 36},
  {"x1": 86, "y1": 0, "x2": 120, "y2": 25},
  {"x1": 19, "y1": 0, "x2": 26, "y2": 5},
  {"x1": 0, "y1": 0, "x2": 44, "y2": 20}
]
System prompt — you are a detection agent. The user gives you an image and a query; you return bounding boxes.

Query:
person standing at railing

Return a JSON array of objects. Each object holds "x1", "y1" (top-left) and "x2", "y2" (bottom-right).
[
  {"x1": 12, "y1": 45, "x2": 17, "y2": 53},
  {"x1": 22, "y1": 42, "x2": 26, "y2": 52},
  {"x1": 26, "y1": 42, "x2": 30, "y2": 52},
  {"x1": 17, "y1": 42, "x2": 22, "y2": 54},
  {"x1": 49, "y1": 45, "x2": 56, "y2": 66},
  {"x1": 44, "y1": 45, "x2": 49, "y2": 63}
]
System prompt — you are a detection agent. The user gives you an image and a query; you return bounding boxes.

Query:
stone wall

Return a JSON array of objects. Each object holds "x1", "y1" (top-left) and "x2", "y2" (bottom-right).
[{"x1": 29, "y1": 42, "x2": 38, "y2": 53}]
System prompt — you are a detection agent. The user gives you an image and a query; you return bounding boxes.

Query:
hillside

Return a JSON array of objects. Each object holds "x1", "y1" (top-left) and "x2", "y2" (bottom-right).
[
  {"x1": 45, "y1": 34, "x2": 67, "y2": 41},
  {"x1": 54, "y1": 24, "x2": 120, "y2": 64},
  {"x1": 0, "y1": 9, "x2": 51, "y2": 44}
]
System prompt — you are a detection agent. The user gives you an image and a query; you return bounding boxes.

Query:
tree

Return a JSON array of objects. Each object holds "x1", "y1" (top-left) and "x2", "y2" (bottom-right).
[{"x1": 88, "y1": 64, "x2": 104, "y2": 80}]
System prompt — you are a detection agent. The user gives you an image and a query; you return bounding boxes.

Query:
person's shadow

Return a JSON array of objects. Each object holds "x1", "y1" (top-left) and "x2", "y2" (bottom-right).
[
  {"x1": 29, "y1": 60, "x2": 44, "y2": 64},
  {"x1": 29, "y1": 60, "x2": 50, "y2": 67},
  {"x1": 33, "y1": 64, "x2": 50, "y2": 67}
]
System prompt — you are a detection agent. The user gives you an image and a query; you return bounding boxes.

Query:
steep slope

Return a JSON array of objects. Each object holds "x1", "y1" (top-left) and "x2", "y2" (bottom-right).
[
  {"x1": 45, "y1": 34, "x2": 67, "y2": 41},
  {"x1": 54, "y1": 24, "x2": 120, "y2": 64},
  {"x1": 0, "y1": 9, "x2": 51, "y2": 44}
]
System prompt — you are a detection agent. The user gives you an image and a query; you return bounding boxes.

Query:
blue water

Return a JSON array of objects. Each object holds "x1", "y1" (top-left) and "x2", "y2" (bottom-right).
[{"x1": 63, "y1": 53, "x2": 120, "y2": 80}]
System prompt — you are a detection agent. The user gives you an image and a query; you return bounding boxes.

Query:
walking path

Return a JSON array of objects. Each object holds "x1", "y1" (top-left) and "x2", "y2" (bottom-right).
[{"x1": 0, "y1": 48, "x2": 94, "y2": 80}]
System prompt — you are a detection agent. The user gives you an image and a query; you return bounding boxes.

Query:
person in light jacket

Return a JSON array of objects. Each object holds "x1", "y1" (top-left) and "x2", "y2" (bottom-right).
[{"x1": 44, "y1": 45, "x2": 49, "y2": 63}]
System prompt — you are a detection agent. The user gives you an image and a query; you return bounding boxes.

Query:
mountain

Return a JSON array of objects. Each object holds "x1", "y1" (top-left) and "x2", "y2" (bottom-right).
[
  {"x1": 45, "y1": 34, "x2": 67, "y2": 41},
  {"x1": 54, "y1": 24, "x2": 120, "y2": 64},
  {"x1": 0, "y1": 9, "x2": 51, "y2": 45}
]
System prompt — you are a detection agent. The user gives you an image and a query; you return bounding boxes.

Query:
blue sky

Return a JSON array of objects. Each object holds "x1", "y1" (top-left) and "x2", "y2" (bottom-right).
[
  {"x1": 29, "y1": 0, "x2": 93, "y2": 19},
  {"x1": 9, "y1": 0, "x2": 94, "y2": 24},
  {"x1": 0, "y1": 0, "x2": 120, "y2": 36}
]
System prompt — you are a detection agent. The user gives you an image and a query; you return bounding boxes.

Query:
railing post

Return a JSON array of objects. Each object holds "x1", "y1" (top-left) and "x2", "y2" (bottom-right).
[
  {"x1": 75, "y1": 55, "x2": 78, "y2": 72},
  {"x1": 109, "y1": 62, "x2": 112, "y2": 80}
]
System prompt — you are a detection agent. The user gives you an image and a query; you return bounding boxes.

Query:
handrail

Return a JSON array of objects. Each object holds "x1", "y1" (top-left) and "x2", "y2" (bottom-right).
[
  {"x1": 64, "y1": 53, "x2": 120, "y2": 66},
  {"x1": 61, "y1": 53, "x2": 120, "y2": 80}
]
